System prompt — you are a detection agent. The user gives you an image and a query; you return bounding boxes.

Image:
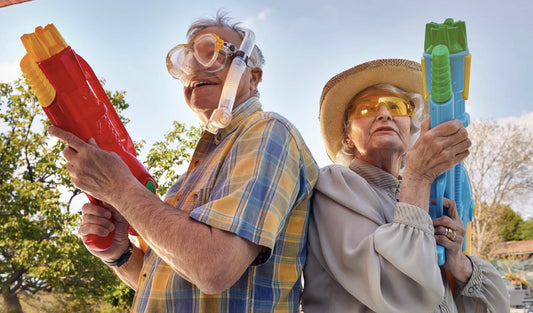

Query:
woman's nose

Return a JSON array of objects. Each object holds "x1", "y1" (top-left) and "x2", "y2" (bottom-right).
[{"x1": 376, "y1": 105, "x2": 392, "y2": 120}]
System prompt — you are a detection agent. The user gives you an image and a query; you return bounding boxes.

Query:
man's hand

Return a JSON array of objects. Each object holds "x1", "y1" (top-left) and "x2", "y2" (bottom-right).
[
  {"x1": 79, "y1": 202, "x2": 130, "y2": 260},
  {"x1": 47, "y1": 125, "x2": 136, "y2": 205}
]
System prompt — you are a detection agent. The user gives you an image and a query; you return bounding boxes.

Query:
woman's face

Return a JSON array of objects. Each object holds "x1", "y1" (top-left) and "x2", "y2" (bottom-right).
[{"x1": 346, "y1": 90, "x2": 412, "y2": 160}]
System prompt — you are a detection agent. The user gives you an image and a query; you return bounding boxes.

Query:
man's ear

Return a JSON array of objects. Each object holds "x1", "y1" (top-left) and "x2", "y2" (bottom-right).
[{"x1": 249, "y1": 67, "x2": 263, "y2": 90}]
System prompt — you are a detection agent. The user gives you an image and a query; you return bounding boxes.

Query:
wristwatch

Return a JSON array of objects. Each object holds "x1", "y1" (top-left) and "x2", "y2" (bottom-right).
[{"x1": 103, "y1": 242, "x2": 132, "y2": 267}]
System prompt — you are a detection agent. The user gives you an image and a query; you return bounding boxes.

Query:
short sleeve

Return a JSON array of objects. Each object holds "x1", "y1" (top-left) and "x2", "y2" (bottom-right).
[{"x1": 190, "y1": 117, "x2": 314, "y2": 253}]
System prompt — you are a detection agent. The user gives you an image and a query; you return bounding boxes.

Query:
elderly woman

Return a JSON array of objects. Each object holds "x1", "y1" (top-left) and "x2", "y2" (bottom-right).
[{"x1": 302, "y1": 59, "x2": 509, "y2": 313}]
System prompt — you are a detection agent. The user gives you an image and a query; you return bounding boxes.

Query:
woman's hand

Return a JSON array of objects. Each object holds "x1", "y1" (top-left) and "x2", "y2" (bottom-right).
[
  {"x1": 405, "y1": 116, "x2": 471, "y2": 184},
  {"x1": 400, "y1": 116, "x2": 471, "y2": 211},
  {"x1": 432, "y1": 197, "x2": 473, "y2": 283}
]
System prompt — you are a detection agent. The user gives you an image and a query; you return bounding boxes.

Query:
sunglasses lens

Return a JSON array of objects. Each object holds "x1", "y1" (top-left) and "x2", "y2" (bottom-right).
[
  {"x1": 354, "y1": 99, "x2": 379, "y2": 118},
  {"x1": 348, "y1": 93, "x2": 413, "y2": 119},
  {"x1": 379, "y1": 97, "x2": 412, "y2": 116}
]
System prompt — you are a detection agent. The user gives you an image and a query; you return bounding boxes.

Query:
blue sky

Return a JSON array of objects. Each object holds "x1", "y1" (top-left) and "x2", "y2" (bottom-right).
[{"x1": 1, "y1": 0, "x2": 532, "y2": 213}]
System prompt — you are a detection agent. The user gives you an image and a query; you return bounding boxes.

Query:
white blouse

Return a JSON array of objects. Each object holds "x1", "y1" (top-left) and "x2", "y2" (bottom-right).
[{"x1": 302, "y1": 159, "x2": 509, "y2": 313}]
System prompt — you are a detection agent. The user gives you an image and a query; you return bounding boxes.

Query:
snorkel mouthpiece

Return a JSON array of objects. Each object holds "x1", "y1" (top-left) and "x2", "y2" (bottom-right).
[{"x1": 205, "y1": 29, "x2": 256, "y2": 134}]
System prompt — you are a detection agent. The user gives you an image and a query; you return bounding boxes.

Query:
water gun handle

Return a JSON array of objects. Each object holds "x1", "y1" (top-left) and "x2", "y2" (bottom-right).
[
  {"x1": 85, "y1": 197, "x2": 114, "y2": 250},
  {"x1": 431, "y1": 173, "x2": 447, "y2": 266}
]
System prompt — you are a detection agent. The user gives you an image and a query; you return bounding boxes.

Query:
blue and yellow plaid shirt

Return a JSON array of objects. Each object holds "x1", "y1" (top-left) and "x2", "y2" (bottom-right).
[{"x1": 131, "y1": 97, "x2": 318, "y2": 312}]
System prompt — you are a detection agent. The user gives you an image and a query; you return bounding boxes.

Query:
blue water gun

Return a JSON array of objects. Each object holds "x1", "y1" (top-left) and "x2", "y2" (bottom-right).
[{"x1": 422, "y1": 18, "x2": 474, "y2": 266}]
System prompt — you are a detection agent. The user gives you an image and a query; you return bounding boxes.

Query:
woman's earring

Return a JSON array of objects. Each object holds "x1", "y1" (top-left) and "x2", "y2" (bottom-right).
[{"x1": 345, "y1": 137, "x2": 354, "y2": 147}]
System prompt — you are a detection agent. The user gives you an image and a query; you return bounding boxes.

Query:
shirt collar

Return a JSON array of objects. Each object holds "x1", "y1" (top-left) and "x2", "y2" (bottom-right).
[{"x1": 348, "y1": 158, "x2": 401, "y2": 201}]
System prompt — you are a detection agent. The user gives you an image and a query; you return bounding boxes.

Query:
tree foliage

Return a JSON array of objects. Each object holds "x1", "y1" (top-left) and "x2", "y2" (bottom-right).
[
  {"x1": 498, "y1": 205, "x2": 524, "y2": 242},
  {"x1": 465, "y1": 120, "x2": 533, "y2": 258},
  {"x1": 0, "y1": 78, "x2": 134, "y2": 312},
  {"x1": 519, "y1": 219, "x2": 533, "y2": 241},
  {"x1": 144, "y1": 121, "x2": 201, "y2": 196},
  {"x1": 0, "y1": 77, "x2": 200, "y2": 312}
]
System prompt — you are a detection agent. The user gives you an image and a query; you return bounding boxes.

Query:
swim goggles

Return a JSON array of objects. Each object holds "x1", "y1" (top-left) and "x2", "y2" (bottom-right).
[
  {"x1": 347, "y1": 92, "x2": 415, "y2": 119},
  {"x1": 166, "y1": 33, "x2": 241, "y2": 85}
]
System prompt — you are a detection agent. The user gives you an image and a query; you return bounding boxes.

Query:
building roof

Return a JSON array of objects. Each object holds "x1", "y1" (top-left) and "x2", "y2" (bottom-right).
[
  {"x1": 0, "y1": 0, "x2": 32, "y2": 8},
  {"x1": 491, "y1": 240, "x2": 533, "y2": 256}
]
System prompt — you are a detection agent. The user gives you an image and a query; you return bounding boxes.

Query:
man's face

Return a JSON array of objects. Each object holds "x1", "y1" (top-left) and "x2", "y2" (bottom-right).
[{"x1": 183, "y1": 26, "x2": 262, "y2": 124}]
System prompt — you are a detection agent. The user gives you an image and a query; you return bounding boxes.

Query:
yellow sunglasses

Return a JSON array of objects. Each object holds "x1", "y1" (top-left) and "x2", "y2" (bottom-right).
[{"x1": 347, "y1": 92, "x2": 414, "y2": 120}]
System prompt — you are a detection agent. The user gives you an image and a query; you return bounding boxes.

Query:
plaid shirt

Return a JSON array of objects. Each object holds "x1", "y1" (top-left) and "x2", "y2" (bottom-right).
[{"x1": 131, "y1": 97, "x2": 318, "y2": 312}]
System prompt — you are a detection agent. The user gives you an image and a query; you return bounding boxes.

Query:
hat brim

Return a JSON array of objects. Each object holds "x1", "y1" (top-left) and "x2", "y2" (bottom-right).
[{"x1": 319, "y1": 58, "x2": 424, "y2": 162}]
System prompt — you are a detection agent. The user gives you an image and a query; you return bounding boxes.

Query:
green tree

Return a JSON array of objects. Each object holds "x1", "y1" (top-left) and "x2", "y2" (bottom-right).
[
  {"x1": 0, "y1": 78, "x2": 130, "y2": 313},
  {"x1": 0, "y1": 77, "x2": 200, "y2": 312},
  {"x1": 519, "y1": 219, "x2": 533, "y2": 240},
  {"x1": 498, "y1": 205, "x2": 524, "y2": 241},
  {"x1": 144, "y1": 121, "x2": 202, "y2": 196}
]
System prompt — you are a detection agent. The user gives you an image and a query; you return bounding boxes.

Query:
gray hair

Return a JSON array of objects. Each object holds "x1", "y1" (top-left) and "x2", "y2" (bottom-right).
[
  {"x1": 335, "y1": 83, "x2": 426, "y2": 167},
  {"x1": 186, "y1": 10, "x2": 265, "y2": 70}
]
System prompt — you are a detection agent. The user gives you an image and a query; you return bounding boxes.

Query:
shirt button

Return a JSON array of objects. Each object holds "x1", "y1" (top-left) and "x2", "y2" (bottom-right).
[{"x1": 468, "y1": 287, "x2": 474, "y2": 293}]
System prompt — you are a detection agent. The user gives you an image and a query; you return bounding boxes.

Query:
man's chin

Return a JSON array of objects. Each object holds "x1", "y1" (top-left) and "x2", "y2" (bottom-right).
[{"x1": 190, "y1": 106, "x2": 214, "y2": 125}]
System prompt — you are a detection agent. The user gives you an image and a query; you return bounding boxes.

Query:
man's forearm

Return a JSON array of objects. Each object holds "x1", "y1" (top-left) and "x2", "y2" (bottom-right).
[
  {"x1": 110, "y1": 245, "x2": 144, "y2": 290},
  {"x1": 109, "y1": 179, "x2": 261, "y2": 294}
]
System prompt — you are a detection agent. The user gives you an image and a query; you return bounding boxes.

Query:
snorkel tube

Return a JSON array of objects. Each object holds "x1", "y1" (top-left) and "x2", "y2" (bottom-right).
[{"x1": 205, "y1": 29, "x2": 256, "y2": 134}]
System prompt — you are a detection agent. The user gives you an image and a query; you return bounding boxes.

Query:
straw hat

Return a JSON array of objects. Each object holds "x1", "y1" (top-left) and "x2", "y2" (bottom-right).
[{"x1": 319, "y1": 58, "x2": 425, "y2": 162}]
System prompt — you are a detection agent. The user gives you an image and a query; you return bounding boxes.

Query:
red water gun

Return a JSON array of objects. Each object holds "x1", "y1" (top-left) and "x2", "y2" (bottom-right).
[{"x1": 19, "y1": 24, "x2": 157, "y2": 251}]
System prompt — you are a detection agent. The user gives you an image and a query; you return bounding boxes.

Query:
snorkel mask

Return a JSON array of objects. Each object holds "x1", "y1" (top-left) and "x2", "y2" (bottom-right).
[{"x1": 166, "y1": 29, "x2": 256, "y2": 134}]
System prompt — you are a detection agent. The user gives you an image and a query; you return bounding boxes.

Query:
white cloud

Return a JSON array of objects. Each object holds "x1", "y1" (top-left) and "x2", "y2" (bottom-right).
[
  {"x1": 243, "y1": 8, "x2": 273, "y2": 28},
  {"x1": 257, "y1": 8, "x2": 271, "y2": 21},
  {"x1": 497, "y1": 111, "x2": 533, "y2": 131},
  {"x1": 0, "y1": 61, "x2": 22, "y2": 83}
]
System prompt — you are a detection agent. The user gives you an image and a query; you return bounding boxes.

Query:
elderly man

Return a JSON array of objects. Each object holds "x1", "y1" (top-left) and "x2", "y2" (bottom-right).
[{"x1": 49, "y1": 11, "x2": 317, "y2": 313}]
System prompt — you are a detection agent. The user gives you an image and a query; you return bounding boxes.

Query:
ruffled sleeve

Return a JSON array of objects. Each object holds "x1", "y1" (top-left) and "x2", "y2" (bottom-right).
[{"x1": 453, "y1": 255, "x2": 510, "y2": 312}]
